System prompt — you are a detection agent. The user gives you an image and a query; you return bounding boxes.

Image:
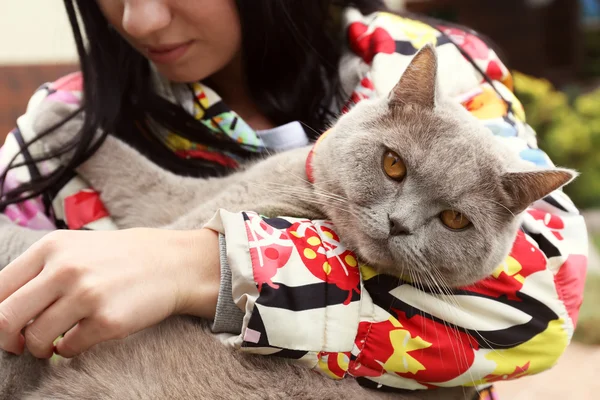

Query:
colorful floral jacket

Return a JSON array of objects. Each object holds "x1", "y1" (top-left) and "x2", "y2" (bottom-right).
[{"x1": 0, "y1": 8, "x2": 588, "y2": 395}]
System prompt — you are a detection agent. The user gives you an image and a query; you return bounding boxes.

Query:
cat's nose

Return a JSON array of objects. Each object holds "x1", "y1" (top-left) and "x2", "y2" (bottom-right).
[{"x1": 389, "y1": 217, "x2": 411, "y2": 236}]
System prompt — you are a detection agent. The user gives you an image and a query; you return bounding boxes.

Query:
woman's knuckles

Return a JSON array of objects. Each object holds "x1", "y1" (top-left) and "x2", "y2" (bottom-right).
[
  {"x1": 36, "y1": 230, "x2": 70, "y2": 253},
  {"x1": 92, "y1": 312, "x2": 128, "y2": 339},
  {"x1": 73, "y1": 279, "x2": 105, "y2": 308},
  {"x1": 0, "y1": 307, "x2": 18, "y2": 335}
]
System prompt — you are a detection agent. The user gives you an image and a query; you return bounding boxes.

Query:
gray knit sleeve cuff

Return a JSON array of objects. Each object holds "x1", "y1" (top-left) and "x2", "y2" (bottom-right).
[{"x1": 211, "y1": 233, "x2": 245, "y2": 334}]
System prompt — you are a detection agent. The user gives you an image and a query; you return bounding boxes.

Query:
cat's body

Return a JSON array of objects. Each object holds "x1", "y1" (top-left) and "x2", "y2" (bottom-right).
[
  {"x1": 0, "y1": 46, "x2": 574, "y2": 399},
  {"x1": 1, "y1": 317, "x2": 476, "y2": 400}
]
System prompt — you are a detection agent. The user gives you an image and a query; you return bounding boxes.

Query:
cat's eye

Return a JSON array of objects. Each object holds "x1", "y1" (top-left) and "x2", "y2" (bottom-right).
[
  {"x1": 440, "y1": 210, "x2": 471, "y2": 231},
  {"x1": 383, "y1": 151, "x2": 406, "y2": 181}
]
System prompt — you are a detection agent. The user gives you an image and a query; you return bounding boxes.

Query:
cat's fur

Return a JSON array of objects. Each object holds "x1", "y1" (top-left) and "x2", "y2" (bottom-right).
[{"x1": 0, "y1": 46, "x2": 575, "y2": 399}]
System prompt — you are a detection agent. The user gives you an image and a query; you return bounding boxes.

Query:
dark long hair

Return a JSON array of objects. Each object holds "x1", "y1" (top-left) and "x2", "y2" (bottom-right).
[{"x1": 0, "y1": 0, "x2": 387, "y2": 213}]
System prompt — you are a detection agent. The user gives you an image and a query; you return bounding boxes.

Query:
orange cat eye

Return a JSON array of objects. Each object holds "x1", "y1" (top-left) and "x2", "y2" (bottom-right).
[
  {"x1": 440, "y1": 210, "x2": 471, "y2": 230},
  {"x1": 383, "y1": 151, "x2": 406, "y2": 181}
]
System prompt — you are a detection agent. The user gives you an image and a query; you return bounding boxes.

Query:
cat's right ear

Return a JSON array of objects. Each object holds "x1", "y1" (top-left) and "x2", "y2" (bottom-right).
[
  {"x1": 389, "y1": 44, "x2": 438, "y2": 110},
  {"x1": 501, "y1": 168, "x2": 578, "y2": 215}
]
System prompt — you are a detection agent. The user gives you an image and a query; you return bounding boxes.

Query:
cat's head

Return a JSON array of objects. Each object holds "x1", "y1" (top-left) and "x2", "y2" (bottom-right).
[{"x1": 311, "y1": 45, "x2": 576, "y2": 287}]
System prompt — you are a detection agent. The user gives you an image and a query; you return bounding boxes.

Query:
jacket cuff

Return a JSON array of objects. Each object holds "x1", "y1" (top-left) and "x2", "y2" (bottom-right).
[{"x1": 211, "y1": 233, "x2": 245, "y2": 334}]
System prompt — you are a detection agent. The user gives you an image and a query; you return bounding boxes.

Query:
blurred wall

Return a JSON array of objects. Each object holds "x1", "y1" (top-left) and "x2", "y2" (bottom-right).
[
  {"x1": 0, "y1": 0, "x2": 78, "y2": 138},
  {"x1": 0, "y1": 0, "x2": 77, "y2": 65}
]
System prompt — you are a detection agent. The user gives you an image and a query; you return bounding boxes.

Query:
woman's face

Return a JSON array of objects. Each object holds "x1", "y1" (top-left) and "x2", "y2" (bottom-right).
[{"x1": 96, "y1": 0, "x2": 242, "y2": 83}]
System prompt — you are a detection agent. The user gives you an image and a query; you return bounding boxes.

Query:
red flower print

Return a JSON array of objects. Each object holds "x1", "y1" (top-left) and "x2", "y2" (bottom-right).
[
  {"x1": 462, "y1": 230, "x2": 547, "y2": 301},
  {"x1": 348, "y1": 22, "x2": 395, "y2": 64},
  {"x1": 287, "y1": 221, "x2": 360, "y2": 305},
  {"x1": 484, "y1": 362, "x2": 530, "y2": 382},
  {"x1": 63, "y1": 189, "x2": 109, "y2": 230},
  {"x1": 350, "y1": 314, "x2": 477, "y2": 384},
  {"x1": 527, "y1": 209, "x2": 565, "y2": 240},
  {"x1": 554, "y1": 254, "x2": 587, "y2": 326},
  {"x1": 317, "y1": 351, "x2": 351, "y2": 379},
  {"x1": 244, "y1": 214, "x2": 295, "y2": 292},
  {"x1": 486, "y1": 60, "x2": 504, "y2": 81},
  {"x1": 438, "y1": 26, "x2": 489, "y2": 60}
]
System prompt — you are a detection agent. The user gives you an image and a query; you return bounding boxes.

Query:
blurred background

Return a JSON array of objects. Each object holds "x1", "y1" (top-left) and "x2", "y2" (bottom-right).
[{"x1": 0, "y1": 0, "x2": 599, "y2": 398}]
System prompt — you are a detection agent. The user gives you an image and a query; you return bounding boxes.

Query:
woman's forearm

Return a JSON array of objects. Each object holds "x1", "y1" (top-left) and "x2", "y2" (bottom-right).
[{"x1": 174, "y1": 228, "x2": 221, "y2": 320}]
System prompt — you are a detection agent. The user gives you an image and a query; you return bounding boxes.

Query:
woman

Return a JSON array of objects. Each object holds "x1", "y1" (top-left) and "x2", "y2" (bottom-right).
[{"x1": 0, "y1": 0, "x2": 588, "y2": 397}]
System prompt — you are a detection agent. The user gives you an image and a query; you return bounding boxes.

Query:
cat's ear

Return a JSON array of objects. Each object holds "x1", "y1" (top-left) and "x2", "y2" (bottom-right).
[
  {"x1": 389, "y1": 44, "x2": 438, "y2": 110},
  {"x1": 501, "y1": 169, "x2": 577, "y2": 214}
]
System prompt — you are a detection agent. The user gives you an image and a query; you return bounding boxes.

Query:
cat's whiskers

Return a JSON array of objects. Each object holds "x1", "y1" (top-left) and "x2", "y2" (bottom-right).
[
  {"x1": 255, "y1": 183, "x2": 360, "y2": 219},
  {"x1": 431, "y1": 267, "x2": 511, "y2": 366},
  {"x1": 412, "y1": 252, "x2": 473, "y2": 381},
  {"x1": 424, "y1": 266, "x2": 480, "y2": 388},
  {"x1": 258, "y1": 146, "x2": 319, "y2": 190},
  {"x1": 253, "y1": 181, "x2": 335, "y2": 203},
  {"x1": 257, "y1": 181, "x2": 364, "y2": 222},
  {"x1": 488, "y1": 199, "x2": 516, "y2": 218},
  {"x1": 421, "y1": 269, "x2": 464, "y2": 371},
  {"x1": 258, "y1": 181, "x2": 352, "y2": 206},
  {"x1": 407, "y1": 263, "x2": 431, "y2": 348},
  {"x1": 298, "y1": 121, "x2": 324, "y2": 139}
]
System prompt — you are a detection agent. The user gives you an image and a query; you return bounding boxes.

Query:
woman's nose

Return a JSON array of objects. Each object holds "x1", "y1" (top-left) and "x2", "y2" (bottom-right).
[{"x1": 121, "y1": 0, "x2": 172, "y2": 39}]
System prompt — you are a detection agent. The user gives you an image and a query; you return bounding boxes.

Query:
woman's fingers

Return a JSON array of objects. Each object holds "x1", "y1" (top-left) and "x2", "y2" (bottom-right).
[
  {"x1": 23, "y1": 296, "x2": 85, "y2": 359},
  {"x1": 0, "y1": 237, "x2": 48, "y2": 303},
  {"x1": 0, "y1": 318, "x2": 24, "y2": 355},
  {"x1": 0, "y1": 273, "x2": 61, "y2": 354},
  {"x1": 55, "y1": 315, "x2": 124, "y2": 358}
]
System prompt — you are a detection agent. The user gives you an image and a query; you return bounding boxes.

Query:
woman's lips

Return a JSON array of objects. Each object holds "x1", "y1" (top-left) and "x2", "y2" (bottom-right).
[{"x1": 146, "y1": 41, "x2": 194, "y2": 64}]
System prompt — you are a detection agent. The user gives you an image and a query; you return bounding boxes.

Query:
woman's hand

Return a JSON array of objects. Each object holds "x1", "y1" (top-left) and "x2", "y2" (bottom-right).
[{"x1": 0, "y1": 228, "x2": 220, "y2": 359}]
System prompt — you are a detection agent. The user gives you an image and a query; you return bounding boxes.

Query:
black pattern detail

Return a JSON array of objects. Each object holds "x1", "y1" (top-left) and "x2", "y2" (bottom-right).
[
  {"x1": 263, "y1": 217, "x2": 293, "y2": 230},
  {"x1": 230, "y1": 117, "x2": 238, "y2": 131},
  {"x1": 256, "y1": 282, "x2": 360, "y2": 312},
  {"x1": 394, "y1": 36, "x2": 453, "y2": 56},
  {"x1": 202, "y1": 101, "x2": 230, "y2": 120},
  {"x1": 355, "y1": 377, "x2": 411, "y2": 392},
  {"x1": 242, "y1": 307, "x2": 271, "y2": 347},
  {"x1": 502, "y1": 114, "x2": 516, "y2": 127},
  {"x1": 363, "y1": 275, "x2": 559, "y2": 349},
  {"x1": 269, "y1": 348, "x2": 310, "y2": 360},
  {"x1": 521, "y1": 226, "x2": 561, "y2": 259},
  {"x1": 11, "y1": 127, "x2": 56, "y2": 218},
  {"x1": 543, "y1": 195, "x2": 568, "y2": 212}
]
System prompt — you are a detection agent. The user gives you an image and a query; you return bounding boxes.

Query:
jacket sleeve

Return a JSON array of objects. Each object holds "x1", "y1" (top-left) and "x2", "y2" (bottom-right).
[{"x1": 204, "y1": 209, "x2": 363, "y2": 368}]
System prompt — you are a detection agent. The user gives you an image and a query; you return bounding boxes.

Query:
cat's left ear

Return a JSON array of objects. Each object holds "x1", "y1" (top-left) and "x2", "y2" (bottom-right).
[
  {"x1": 389, "y1": 44, "x2": 438, "y2": 110},
  {"x1": 501, "y1": 168, "x2": 578, "y2": 214}
]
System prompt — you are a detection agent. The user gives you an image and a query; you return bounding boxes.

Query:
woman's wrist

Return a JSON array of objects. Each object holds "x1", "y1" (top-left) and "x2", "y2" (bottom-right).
[{"x1": 172, "y1": 228, "x2": 221, "y2": 320}]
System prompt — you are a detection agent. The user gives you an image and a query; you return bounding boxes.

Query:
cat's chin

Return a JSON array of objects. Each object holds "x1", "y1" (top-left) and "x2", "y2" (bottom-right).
[
  {"x1": 361, "y1": 249, "x2": 491, "y2": 288},
  {"x1": 345, "y1": 241, "x2": 492, "y2": 289},
  {"x1": 353, "y1": 244, "x2": 403, "y2": 274}
]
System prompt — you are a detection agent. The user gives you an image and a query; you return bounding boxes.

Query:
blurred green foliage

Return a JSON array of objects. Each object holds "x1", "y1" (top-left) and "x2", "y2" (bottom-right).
[{"x1": 514, "y1": 72, "x2": 600, "y2": 209}]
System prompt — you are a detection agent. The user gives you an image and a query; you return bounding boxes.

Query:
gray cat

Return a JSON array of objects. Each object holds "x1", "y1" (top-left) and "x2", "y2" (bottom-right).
[{"x1": 0, "y1": 45, "x2": 574, "y2": 399}]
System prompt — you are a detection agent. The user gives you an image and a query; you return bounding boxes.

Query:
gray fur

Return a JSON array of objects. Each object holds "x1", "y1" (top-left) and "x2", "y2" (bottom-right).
[
  {"x1": 0, "y1": 215, "x2": 51, "y2": 269},
  {"x1": 13, "y1": 317, "x2": 474, "y2": 400},
  {"x1": 0, "y1": 45, "x2": 574, "y2": 399}
]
